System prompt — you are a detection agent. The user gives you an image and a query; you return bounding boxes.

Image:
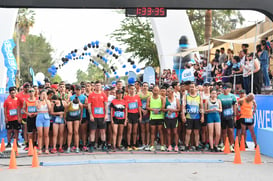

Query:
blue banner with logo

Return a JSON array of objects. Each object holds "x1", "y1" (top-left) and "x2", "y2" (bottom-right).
[
  {"x1": 1, "y1": 39, "x2": 17, "y2": 92},
  {"x1": 29, "y1": 67, "x2": 38, "y2": 86},
  {"x1": 143, "y1": 66, "x2": 155, "y2": 86}
]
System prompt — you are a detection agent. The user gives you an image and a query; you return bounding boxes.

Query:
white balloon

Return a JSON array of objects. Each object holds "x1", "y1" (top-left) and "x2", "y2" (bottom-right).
[
  {"x1": 36, "y1": 72, "x2": 45, "y2": 82},
  {"x1": 40, "y1": 80, "x2": 45, "y2": 85}
]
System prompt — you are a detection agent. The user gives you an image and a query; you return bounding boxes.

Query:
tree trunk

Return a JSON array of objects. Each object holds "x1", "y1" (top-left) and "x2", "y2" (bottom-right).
[{"x1": 205, "y1": 10, "x2": 212, "y2": 43}]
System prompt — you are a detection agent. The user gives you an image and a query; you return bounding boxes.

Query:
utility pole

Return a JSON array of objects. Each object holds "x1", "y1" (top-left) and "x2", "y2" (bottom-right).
[{"x1": 15, "y1": 19, "x2": 21, "y2": 88}]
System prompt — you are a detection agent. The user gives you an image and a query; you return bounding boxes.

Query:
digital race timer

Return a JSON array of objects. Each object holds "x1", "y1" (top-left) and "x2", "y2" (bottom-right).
[{"x1": 126, "y1": 8, "x2": 167, "y2": 17}]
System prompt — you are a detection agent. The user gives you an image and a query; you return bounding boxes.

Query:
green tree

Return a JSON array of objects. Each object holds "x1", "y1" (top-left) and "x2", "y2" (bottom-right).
[
  {"x1": 50, "y1": 74, "x2": 62, "y2": 83},
  {"x1": 110, "y1": 17, "x2": 159, "y2": 67},
  {"x1": 19, "y1": 34, "x2": 53, "y2": 83},
  {"x1": 187, "y1": 10, "x2": 245, "y2": 45},
  {"x1": 76, "y1": 63, "x2": 105, "y2": 83}
]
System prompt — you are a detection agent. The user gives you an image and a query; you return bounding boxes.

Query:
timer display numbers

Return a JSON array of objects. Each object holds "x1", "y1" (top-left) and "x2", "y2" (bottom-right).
[{"x1": 126, "y1": 8, "x2": 167, "y2": 17}]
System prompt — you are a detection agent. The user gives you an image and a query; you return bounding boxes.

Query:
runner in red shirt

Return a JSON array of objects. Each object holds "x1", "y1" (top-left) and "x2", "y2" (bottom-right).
[
  {"x1": 17, "y1": 82, "x2": 30, "y2": 148},
  {"x1": 110, "y1": 89, "x2": 127, "y2": 151},
  {"x1": 124, "y1": 84, "x2": 142, "y2": 151},
  {"x1": 4, "y1": 87, "x2": 21, "y2": 148},
  {"x1": 88, "y1": 81, "x2": 108, "y2": 152}
]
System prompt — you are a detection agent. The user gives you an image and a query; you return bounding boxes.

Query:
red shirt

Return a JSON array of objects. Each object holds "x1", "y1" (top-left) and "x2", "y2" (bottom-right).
[
  {"x1": 4, "y1": 97, "x2": 18, "y2": 121},
  {"x1": 110, "y1": 99, "x2": 127, "y2": 120},
  {"x1": 124, "y1": 95, "x2": 142, "y2": 114},
  {"x1": 16, "y1": 92, "x2": 30, "y2": 119},
  {"x1": 88, "y1": 92, "x2": 107, "y2": 118}
]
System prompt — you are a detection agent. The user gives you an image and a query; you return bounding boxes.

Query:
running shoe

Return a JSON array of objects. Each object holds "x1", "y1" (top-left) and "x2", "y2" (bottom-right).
[
  {"x1": 138, "y1": 145, "x2": 145, "y2": 150},
  {"x1": 174, "y1": 146, "x2": 179, "y2": 152},
  {"x1": 5, "y1": 143, "x2": 11, "y2": 148},
  {"x1": 180, "y1": 145, "x2": 186, "y2": 151},
  {"x1": 185, "y1": 146, "x2": 190, "y2": 152},
  {"x1": 144, "y1": 145, "x2": 150, "y2": 151},
  {"x1": 127, "y1": 146, "x2": 133, "y2": 151},
  {"x1": 24, "y1": 147, "x2": 29, "y2": 151},
  {"x1": 210, "y1": 148, "x2": 214, "y2": 152},
  {"x1": 75, "y1": 148, "x2": 80, "y2": 153},
  {"x1": 167, "y1": 145, "x2": 172, "y2": 152},
  {"x1": 17, "y1": 143, "x2": 21, "y2": 148},
  {"x1": 117, "y1": 146, "x2": 123, "y2": 151},
  {"x1": 66, "y1": 147, "x2": 71, "y2": 153},
  {"x1": 230, "y1": 144, "x2": 235, "y2": 153},
  {"x1": 82, "y1": 146, "x2": 88, "y2": 152},
  {"x1": 45, "y1": 150, "x2": 49, "y2": 154},
  {"x1": 204, "y1": 143, "x2": 210, "y2": 151},
  {"x1": 38, "y1": 149, "x2": 42, "y2": 155},
  {"x1": 51, "y1": 148, "x2": 57, "y2": 154},
  {"x1": 160, "y1": 145, "x2": 166, "y2": 151},
  {"x1": 149, "y1": 146, "x2": 155, "y2": 152},
  {"x1": 71, "y1": 146, "x2": 76, "y2": 152},
  {"x1": 112, "y1": 147, "x2": 116, "y2": 152},
  {"x1": 58, "y1": 148, "x2": 64, "y2": 153},
  {"x1": 132, "y1": 146, "x2": 138, "y2": 151},
  {"x1": 214, "y1": 146, "x2": 219, "y2": 152},
  {"x1": 102, "y1": 145, "x2": 108, "y2": 152},
  {"x1": 245, "y1": 142, "x2": 248, "y2": 149},
  {"x1": 89, "y1": 146, "x2": 94, "y2": 153}
]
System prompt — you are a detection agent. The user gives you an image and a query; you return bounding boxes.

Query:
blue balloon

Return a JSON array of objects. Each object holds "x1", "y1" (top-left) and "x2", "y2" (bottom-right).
[
  {"x1": 109, "y1": 51, "x2": 113, "y2": 55},
  {"x1": 106, "y1": 49, "x2": 110, "y2": 53},
  {"x1": 136, "y1": 68, "x2": 141, "y2": 73},
  {"x1": 88, "y1": 52, "x2": 91, "y2": 56},
  {"x1": 47, "y1": 68, "x2": 51, "y2": 73},
  {"x1": 133, "y1": 65, "x2": 137, "y2": 69},
  {"x1": 128, "y1": 77, "x2": 135, "y2": 84},
  {"x1": 122, "y1": 64, "x2": 126, "y2": 68},
  {"x1": 72, "y1": 53, "x2": 76, "y2": 57},
  {"x1": 125, "y1": 72, "x2": 128, "y2": 76},
  {"x1": 115, "y1": 75, "x2": 119, "y2": 79},
  {"x1": 115, "y1": 47, "x2": 118, "y2": 52},
  {"x1": 85, "y1": 53, "x2": 88, "y2": 56},
  {"x1": 114, "y1": 72, "x2": 117, "y2": 75},
  {"x1": 91, "y1": 41, "x2": 95, "y2": 46},
  {"x1": 112, "y1": 81, "x2": 116, "y2": 85},
  {"x1": 95, "y1": 40, "x2": 99, "y2": 45},
  {"x1": 118, "y1": 50, "x2": 122, "y2": 54}
]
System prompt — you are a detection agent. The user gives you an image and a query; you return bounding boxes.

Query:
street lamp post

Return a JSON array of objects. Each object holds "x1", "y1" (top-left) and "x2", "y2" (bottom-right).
[{"x1": 16, "y1": 19, "x2": 21, "y2": 88}]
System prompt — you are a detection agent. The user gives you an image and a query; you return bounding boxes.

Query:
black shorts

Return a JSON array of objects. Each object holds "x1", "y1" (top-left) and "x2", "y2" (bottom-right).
[
  {"x1": 185, "y1": 119, "x2": 201, "y2": 130},
  {"x1": 113, "y1": 118, "x2": 125, "y2": 125},
  {"x1": 202, "y1": 114, "x2": 208, "y2": 126},
  {"x1": 22, "y1": 118, "x2": 27, "y2": 125},
  {"x1": 235, "y1": 118, "x2": 241, "y2": 129},
  {"x1": 6, "y1": 120, "x2": 21, "y2": 130},
  {"x1": 221, "y1": 117, "x2": 234, "y2": 129},
  {"x1": 164, "y1": 118, "x2": 178, "y2": 129},
  {"x1": 240, "y1": 118, "x2": 254, "y2": 126},
  {"x1": 128, "y1": 113, "x2": 139, "y2": 124},
  {"x1": 81, "y1": 118, "x2": 88, "y2": 124},
  {"x1": 150, "y1": 119, "x2": 164, "y2": 126},
  {"x1": 27, "y1": 116, "x2": 37, "y2": 133},
  {"x1": 89, "y1": 118, "x2": 106, "y2": 130},
  {"x1": 66, "y1": 113, "x2": 81, "y2": 122}
]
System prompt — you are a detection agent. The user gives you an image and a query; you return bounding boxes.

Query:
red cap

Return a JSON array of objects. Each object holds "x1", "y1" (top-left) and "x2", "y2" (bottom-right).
[{"x1": 51, "y1": 84, "x2": 58, "y2": 89}]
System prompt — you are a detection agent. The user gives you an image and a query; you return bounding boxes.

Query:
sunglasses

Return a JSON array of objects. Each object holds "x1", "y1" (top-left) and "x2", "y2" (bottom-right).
[{"x1": 28, "y1": 90, "x2": 34, "y2": 93}]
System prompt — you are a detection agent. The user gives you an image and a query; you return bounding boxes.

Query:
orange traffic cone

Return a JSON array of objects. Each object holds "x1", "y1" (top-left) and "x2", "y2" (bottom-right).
[
  {"x1": 28, "y1": 139, "x2": 34, "y2": 156},
  {"x1": 8, "y1": 149, "x2": 17, "y2": 169},
  {"x1": 233, "y1": 137, "x2": 241, "y2": 164},
  {"x1": 240, "y1": 135, "x2": 246, "y2": 151},
  {"x1": 223, "y1": 137, "x2": 230, "y2": 154},
  {"x1": 12, "y1": 139, "x2": 18, "y2": 156},
  {"x1": 0, "y1": 138, "x2": 5, "y2": 152},
  {"x1": 32, "y1": 147, "x2": 39, "y2": 168},
  {"x1": 254, "y1": 145, "x2": 262, "y2": 164}
]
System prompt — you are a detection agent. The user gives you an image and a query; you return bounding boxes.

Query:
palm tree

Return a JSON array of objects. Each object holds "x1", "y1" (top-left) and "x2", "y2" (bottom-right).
[
  {"x1": 15, "y1": 8, "x2": 35, "y2": 86},
  {"x1": 205, "y1": 10, "x2": 212, "y2": 43}
]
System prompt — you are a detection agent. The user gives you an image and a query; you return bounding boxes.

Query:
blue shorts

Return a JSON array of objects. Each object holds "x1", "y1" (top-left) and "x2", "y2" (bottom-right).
[
  {"x1": 36, "y1": 113, "x2": 51, "y2": 128},
  {"x1": 207, "y1": 112, "x2": 221, "y2": 124},
  {"x1": 53, "y1": 116, "x2": 65, "y2": 124}
]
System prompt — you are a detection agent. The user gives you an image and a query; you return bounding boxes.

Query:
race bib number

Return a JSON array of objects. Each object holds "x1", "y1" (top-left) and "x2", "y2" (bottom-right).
[
  {"x1": 186, "y1": 105, "x2": 199, "y2": 114},
  {"x1": 114, "y1": 111, "x2": 124, "y2": 118},
  {"x1": 167, "y1": 112, "x2": 176, "y2": 119},
  {"x1": 94, "y1": 107, "x2": 104, "y2": 115},
  {"x1": 55, "y1": 116, "x2": 63, "y2": 123},
  {"x1": 28, "y1": 106, "x2": 37, "y2": 113},
  {"x1": 152, "y1": 109, "x2": 161, "y2": 114},
  {"x1": 21, "y1": 108, "x2": 25, "y2": 114},
  {"x1": 43, "y1": 113, "x2": 51, "y2": 120},
  {"x1": 128, "y1": 102, "x2": 138, "y2": 110},
  {"x1": 9, "y1": 109, "x2": 17, "y2": 116},
  {"x1": 142, "y1": 100, "x2": 147, "y2": 109},
  {"x1": 223, "y1": 108, "x2": 233, "y2": 116},
  {"x1": 69, "y1": 110, "x2": 80, "y2": 117},
  {"x1": 245, "y1": 118, "x2": 253, "y2": 123}
]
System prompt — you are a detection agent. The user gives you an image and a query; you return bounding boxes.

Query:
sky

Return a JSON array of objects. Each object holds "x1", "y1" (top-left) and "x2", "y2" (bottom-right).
[{"x1": 29, "y1": 9, "x2": 266, "y2": 83}]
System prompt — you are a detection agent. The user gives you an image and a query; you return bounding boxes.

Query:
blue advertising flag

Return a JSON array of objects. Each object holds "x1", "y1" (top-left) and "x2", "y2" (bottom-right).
[
  {"x1": 1, "y1": 39, "x2": 17, "y2": 91},
  {"x1": 143, "y1": 66, "x2": 155, "y2": 86},
  {"x1": 29, "y1": 67, "x2": 38, "y2": 86}
]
